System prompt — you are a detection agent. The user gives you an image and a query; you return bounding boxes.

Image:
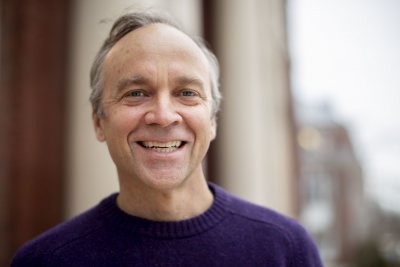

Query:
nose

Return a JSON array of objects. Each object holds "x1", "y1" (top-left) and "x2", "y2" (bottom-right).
[{"x1": 144, "y1": 95, "x2": 182, "y2": 127}]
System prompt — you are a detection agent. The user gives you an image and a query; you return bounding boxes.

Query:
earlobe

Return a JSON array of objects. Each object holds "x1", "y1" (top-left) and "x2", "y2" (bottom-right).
[{"x1": 92, "y1": 111, "x2": 106, "y2": 142}]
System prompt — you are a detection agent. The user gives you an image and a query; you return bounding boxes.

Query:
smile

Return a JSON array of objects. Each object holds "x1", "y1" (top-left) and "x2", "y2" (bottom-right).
[{"x1": 138, "y1": 141, "x2": 185, "y2": 153}]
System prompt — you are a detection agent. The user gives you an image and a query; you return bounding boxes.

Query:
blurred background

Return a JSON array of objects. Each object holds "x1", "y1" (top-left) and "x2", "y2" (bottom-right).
[{"x1": 1, "y1": 0, "x2": 399, "y2": 266}]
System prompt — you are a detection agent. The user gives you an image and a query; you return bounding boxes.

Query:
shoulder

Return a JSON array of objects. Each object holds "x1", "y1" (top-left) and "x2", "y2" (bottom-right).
[
  {"x1": 11, "y1": 194, "x2": 115, "y2": 266},
  {"x1": 227, "y1": 190, "x2": 304, "y2": 236},
  {"x1": 212, "y1": 183, "x2": 306, "y2": 233},
  {"x1": 211, "y1": 183, "x2": 323, "y2": 266}
]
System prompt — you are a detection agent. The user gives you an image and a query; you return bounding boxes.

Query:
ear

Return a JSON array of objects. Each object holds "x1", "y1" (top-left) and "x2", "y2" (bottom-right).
[
  {"x1": 210, "y1": 117, "x2": 217, "y2": 141},
  {"x1": 92, "y1": 111, "x2": 106, "y2": 142}
]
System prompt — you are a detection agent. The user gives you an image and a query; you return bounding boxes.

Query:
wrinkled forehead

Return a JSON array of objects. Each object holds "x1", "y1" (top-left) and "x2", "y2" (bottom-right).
[
  {"x1": 100, "y1": 23, "x2": 212, "y2": 95},
  {"x1": 104, "y1": 23, "x2": 210, "y2": 74}
]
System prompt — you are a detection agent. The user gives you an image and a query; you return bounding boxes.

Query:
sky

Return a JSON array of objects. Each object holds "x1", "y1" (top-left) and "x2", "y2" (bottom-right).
[{"x1": 287, "y1": 0, "x2": 400, "y2": 214}]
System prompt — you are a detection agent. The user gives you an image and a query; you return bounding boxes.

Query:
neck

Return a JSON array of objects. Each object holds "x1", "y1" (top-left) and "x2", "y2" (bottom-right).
[{"x1": 116, "y1": 175, "x2": 213, "y2": 221}]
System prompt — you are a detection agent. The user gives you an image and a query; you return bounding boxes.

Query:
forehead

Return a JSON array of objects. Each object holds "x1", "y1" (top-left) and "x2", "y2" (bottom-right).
[{"x1": 102, "y1": 23, "x2": 210, "y2": 84}]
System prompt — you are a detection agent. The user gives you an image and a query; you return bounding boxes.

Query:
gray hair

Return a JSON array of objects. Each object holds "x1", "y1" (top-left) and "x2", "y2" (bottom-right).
[{"x1": 90, "y1": 12, "x2": 221, "y2": 118}]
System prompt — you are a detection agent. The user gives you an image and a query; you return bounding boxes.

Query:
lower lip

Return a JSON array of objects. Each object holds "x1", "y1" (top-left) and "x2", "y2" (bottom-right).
[{"x1": 135, "y1": 142, "x2": 186, "y2": 159}]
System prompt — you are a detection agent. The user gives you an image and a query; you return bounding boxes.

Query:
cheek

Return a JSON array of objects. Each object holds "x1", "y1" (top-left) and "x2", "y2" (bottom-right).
[
  {"x1": 104, "y1": 108, "x2": 142, "y2": 139},
  {"x1": 187, "y1": 110, "x2": 215, "y2": 142}
]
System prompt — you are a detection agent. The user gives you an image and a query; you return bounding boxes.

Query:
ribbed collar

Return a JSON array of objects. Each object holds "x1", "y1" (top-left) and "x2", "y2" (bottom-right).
[{"x1": 98, "y1": 183, "x2": 229, "y2": 239}]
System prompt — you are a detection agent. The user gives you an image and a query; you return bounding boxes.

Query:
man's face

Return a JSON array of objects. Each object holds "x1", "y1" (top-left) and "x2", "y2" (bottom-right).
[{"x1": 93, "y1": 23, "x2": 216, "y2": 192}]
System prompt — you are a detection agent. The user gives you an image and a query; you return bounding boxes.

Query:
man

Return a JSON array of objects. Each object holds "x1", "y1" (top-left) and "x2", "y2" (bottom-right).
[{"x1": 12, "y1": 12, "x2": 323, "y2": 266}]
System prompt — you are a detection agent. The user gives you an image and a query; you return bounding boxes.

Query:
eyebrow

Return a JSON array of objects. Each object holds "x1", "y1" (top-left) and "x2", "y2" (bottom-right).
[
  {"x1": 174, "y1": 76, "x2": 206, "y2": 91},
  {"x1": 116, "y1": 75, "x2": 151, "y2": 92},
  {"x1": 115, "y1": 74, "x2": 206, "y2": 93}
]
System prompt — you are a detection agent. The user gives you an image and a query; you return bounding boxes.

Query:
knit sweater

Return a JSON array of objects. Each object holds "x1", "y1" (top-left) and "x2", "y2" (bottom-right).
[{"x1": 11, "y1": 183, "x2": 323, "y2": 266}]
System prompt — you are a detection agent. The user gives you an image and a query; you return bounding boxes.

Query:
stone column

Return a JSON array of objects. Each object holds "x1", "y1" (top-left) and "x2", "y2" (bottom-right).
[{"x1": 212, "y1": 0, "x2": 296, "y2": 215}]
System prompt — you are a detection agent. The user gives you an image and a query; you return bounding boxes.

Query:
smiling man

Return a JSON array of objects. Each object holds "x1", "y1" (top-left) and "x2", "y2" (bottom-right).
[
  {"x1": 11, "y1": 12, "x2": 323, "y2": 266},
  {"x1": 93, "y1": 22, "x2": 216, "y2": 222}
]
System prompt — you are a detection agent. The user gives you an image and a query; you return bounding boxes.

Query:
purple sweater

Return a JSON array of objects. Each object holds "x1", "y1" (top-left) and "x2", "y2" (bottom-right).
[{"x1": 11, "y1": 183, "x2": 323, "y2": 266}]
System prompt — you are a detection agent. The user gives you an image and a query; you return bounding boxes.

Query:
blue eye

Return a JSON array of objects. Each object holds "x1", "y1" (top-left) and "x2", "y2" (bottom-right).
[
  {"x1": 128, "y1": 90, "x2": 145, "y2": 97},
  {"x1": 180, "y1": 90, "x2": 196, "y2": 97}
]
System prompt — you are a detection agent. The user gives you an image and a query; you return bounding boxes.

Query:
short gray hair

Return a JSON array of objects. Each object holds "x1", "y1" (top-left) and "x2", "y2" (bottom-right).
[{"x1": 90, "y1": 12, "x2": 221, "y2": 118}]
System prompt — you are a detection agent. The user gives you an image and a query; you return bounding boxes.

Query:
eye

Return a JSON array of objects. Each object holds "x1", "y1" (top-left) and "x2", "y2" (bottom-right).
[
  {"x1": 126, "y1": 90, "x2": 146, "y2": 97},
  {"x1": 120, "y1": 89, "x2": 149, "y2": 106},
  {"x1": 175, "y1": 89, "x2": 205, "y2": 106},
  {"x1": 179, "y1": 90, "x2": 197, "y2": 97}
]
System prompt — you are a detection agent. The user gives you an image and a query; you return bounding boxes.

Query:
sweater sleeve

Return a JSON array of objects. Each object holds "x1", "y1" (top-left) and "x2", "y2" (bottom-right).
[
  {"x1": 10, "y1": 241, "x2": 55, "y2": 267},
  {"x1": 289, "y1": 223, "x2": 324, "y2": 267}
]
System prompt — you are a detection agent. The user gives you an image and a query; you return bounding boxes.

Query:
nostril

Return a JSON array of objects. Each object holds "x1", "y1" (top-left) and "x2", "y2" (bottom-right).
[{"x1": 144, "y1": 109, "x2": 182, "y2": 127}]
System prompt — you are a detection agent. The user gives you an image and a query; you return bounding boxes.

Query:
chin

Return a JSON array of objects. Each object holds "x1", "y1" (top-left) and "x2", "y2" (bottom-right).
[{"x1": 141, "y1": 172, "x2": 189, "y2": 192}]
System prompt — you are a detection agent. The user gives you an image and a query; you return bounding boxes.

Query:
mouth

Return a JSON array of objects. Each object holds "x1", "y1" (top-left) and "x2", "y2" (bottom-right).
[{"x1": 137, "y1": 141, "x2": 186, "y2": 153}]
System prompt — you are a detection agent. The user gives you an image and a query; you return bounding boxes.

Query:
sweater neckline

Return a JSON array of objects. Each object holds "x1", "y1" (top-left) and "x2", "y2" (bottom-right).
[{"x1": 98, "y1": 183, "x2": 229, "y2": 239}]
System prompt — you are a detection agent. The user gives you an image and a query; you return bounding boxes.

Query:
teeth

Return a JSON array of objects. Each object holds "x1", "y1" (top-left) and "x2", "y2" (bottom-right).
[{"x1": 141, "y1": 141, "x2": 182, "y2": 152}]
